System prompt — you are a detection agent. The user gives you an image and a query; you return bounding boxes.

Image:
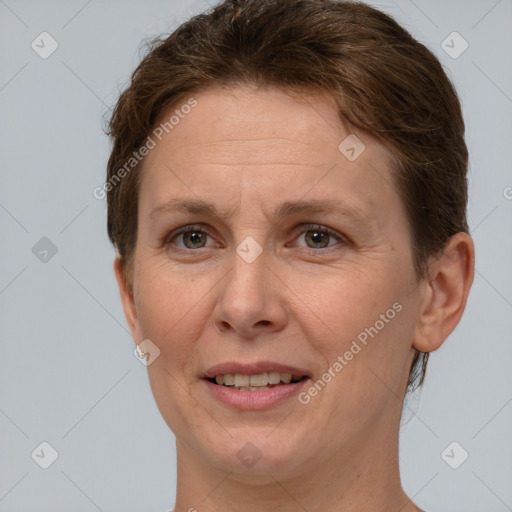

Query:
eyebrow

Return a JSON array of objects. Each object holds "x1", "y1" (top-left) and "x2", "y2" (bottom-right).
[
  {"x1": 148, "y1": 197, "x2": 374, "y2": 223},
  {"x1": 149, "y1": 198, "x2": 232, "y2": 219},
  {"x1": 276, "y1": 199, "x2": 373, "y2": 222}
]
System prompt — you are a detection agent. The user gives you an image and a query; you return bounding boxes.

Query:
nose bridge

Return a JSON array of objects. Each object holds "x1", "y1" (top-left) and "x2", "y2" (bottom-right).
[
  {"x1": 214, "y1": 234, "x2": 286, "y2": 336},
  {"x1": 224, "y1": 188, "x2": 270, "y2": 292},
  {"x1": 226, "y1": 235, "x2": 268, "y2": 308}
]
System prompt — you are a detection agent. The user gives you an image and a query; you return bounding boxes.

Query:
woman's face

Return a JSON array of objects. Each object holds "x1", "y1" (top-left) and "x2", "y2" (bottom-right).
[{"x1": 117, "y1": 85, "x2": 427, "y2": 478}]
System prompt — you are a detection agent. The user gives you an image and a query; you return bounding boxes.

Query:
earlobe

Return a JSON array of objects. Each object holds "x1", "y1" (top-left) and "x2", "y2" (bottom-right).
[
  {"x1": 113, "y1": 256, "x2": 140, "y2": 341},
  {"x1": 413, "y1": 232, "x2": 475, "y2": 353}
]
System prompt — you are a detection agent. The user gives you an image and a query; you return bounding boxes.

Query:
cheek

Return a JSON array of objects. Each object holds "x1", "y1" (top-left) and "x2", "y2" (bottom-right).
[
  {"x1": 303, "y1": 294, "x2": 412, "y2": 441},
  {"x1": 297, "y1": 260, "x2": 414, "y2": 402},
  {"x1": 133, "y1": 262, "x2": 211, "y2": 366},
  {"x1": 296, "y1": 266, "x2": 400, "y2": 348}
]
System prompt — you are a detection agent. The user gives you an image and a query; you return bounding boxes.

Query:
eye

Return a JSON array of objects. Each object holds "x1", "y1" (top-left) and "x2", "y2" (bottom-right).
[
  {"x1": 163, "y1": 223, "x2": 346, "y2": 253},
  {"x1": 165, "y1": 225, "x2": 216, "y2": 250},
  {"x1": 292, "y1": 224, "x2": 344, "y2": 250}
]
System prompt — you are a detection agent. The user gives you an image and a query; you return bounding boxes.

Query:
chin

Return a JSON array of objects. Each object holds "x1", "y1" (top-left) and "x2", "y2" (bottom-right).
[{"x1": 195, "y1": 425, "x2": 312, "y2": 478}]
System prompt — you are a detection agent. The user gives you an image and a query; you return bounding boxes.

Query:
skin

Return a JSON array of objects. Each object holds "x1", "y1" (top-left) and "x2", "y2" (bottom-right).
[{"x1": 114, "y1": 84, "x2": 474, "y2": 512}]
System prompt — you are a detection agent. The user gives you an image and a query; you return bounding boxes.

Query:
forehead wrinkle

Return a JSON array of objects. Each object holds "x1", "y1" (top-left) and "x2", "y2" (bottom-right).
[
  {"x1": 174, "y1": 136, "x2": 314, "y2": 146},
  {"x1": 167, "y1": 138, "x2": 324, "y2": 166}
]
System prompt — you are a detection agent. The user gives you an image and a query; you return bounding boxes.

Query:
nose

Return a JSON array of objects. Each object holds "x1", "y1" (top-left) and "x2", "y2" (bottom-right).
[{"x1": 212, "y1": 245, "x2": 288, "y2": 339}]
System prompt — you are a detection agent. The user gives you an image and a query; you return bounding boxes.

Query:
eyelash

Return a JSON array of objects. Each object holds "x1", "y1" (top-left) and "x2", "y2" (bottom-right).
[{"x1": 163, "y1": 223, "x2": 347, "y2": 253}]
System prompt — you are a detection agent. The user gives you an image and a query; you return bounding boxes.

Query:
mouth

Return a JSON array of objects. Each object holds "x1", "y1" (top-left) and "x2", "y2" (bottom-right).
[
  {"x1": 204, "y1": 372, "x2": 309, "y2": 391},
  {"x1": 201, "y1": 362, "x2": 311, "y2": 410}
]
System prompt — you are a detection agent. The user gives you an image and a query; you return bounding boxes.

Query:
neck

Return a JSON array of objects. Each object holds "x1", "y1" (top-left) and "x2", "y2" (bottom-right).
[{"x1": 172, "y1": 410, "x2": 420, "y2": 512}]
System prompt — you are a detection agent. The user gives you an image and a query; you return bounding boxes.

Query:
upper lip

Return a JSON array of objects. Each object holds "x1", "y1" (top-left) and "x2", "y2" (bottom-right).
[{"x1": 202, "y1": 361, "x2": 310, "y2": 379}]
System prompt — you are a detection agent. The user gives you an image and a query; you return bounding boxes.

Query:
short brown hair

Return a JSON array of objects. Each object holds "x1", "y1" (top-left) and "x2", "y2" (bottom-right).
[{"x1": 105, "y1": 0, "x2": 469, "y2": 392}]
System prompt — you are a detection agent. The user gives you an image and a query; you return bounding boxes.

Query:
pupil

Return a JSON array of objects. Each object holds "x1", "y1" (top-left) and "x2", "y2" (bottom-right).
[
  {"x1": 307, "y1": 230, "x2": 328, "y2": 248},
  {"x1": 186, "y1": 232, "x2": 204, "y2": 248}
]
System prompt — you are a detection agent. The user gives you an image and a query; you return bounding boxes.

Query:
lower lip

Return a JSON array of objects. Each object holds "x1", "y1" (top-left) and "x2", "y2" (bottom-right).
[{"x1": 203, "y1": 378, "x2": 310, "y2": 410}]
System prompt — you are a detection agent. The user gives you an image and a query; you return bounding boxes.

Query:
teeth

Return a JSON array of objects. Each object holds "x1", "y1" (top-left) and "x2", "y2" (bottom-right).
[
  {"x1": 213, "y1": 372, "x2": 302, "y2": 388},
  {"x1": 234, "y1": 374, "x2": 250, "y2": 387},
  {"x1": 268, "y1": 371, "x2": 281, "y2": 384},
  {"x1": 280, "y1": 373, "x2": 292, "y2": 384},
  {"x1": 249, "y1": 373, "x2": 268, "y2": 386}
]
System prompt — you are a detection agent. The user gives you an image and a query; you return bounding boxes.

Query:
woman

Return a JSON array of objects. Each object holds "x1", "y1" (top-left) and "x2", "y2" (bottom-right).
[{"x1": 105, "y1": 1, "x2": 474, "y2": 510}]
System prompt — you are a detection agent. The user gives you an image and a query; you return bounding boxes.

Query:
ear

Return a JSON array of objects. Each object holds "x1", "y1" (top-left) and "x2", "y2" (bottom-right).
[
  {"x1": 113, "y1": 256, "x2": 142, "y2": 344},
  {"x1": 413, "y1": 232, "x2": 475, "y2": 353}
]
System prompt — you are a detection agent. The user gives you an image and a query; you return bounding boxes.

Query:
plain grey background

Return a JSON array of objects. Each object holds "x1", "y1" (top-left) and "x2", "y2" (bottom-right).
[{"x1": 1, "y1": 0, "x2": 511, "y2": 511}]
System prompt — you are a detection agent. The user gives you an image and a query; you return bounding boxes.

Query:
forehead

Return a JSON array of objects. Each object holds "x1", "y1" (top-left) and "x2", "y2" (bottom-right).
[
  {"x1": 148, "y1": 85, "x2": 364, "y2": 163},
  {"x1": 138, "y1": 84, "x2": 401, "y2": 222}
]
